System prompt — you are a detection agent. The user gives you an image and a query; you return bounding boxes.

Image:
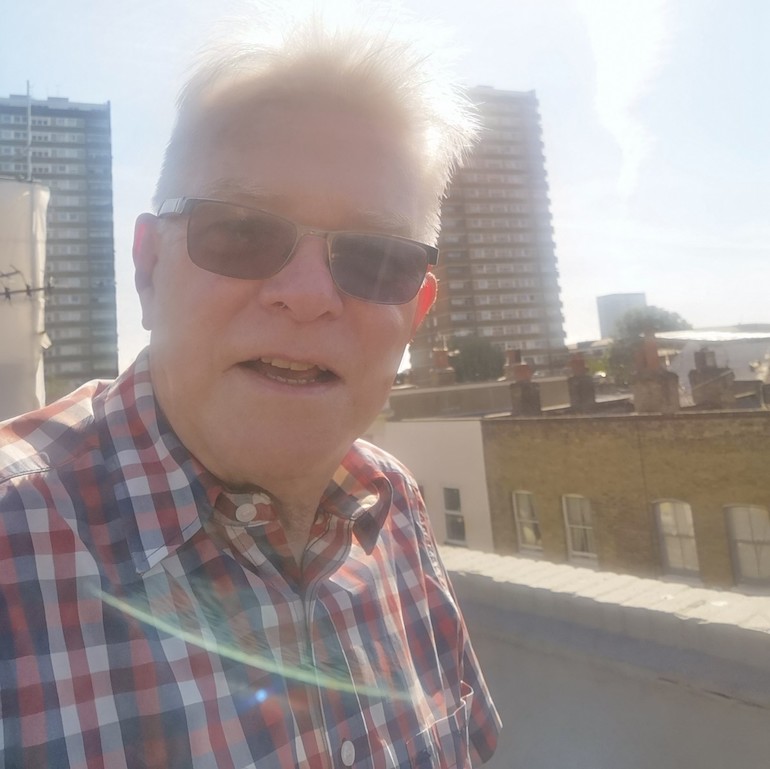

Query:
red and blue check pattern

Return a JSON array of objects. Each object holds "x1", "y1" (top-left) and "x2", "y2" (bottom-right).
[{"x1": 0, "y1": 351, "x2": 500, "y2": 768}]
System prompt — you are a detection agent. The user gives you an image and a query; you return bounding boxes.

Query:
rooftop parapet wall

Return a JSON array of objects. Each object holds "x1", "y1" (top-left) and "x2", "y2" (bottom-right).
[{"x1": 442, "y1": 547, "x2": 770, "y2": 769}]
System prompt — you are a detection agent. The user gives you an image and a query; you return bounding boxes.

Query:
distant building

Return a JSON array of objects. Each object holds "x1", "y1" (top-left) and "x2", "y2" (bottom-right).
[
  {"x1": 596, "y1": 292, "x2": 647, "y2": 338},
  {"x1": 411, "y1": 86, "x2": 565, "y2": 376},
  {"x1": 0, "y1": 94, "x2": 118, "y2": 402}
]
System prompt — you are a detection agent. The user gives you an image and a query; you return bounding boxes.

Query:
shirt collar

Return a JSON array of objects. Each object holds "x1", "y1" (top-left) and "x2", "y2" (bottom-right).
[
  {"x1": 99, "y1": 351, "x2": 392, "y2": 574},
  {"x1": 100, "y1": 349, "x2": 222, "y2": 575},
  {"x1": 322, "y1": 445, "x2": 393, "y2": 553}
]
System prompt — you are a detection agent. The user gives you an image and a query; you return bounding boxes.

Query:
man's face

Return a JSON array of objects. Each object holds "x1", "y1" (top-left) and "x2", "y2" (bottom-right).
[{"x1": 133, "y1": 100, "x2": 435, "y2": 490}]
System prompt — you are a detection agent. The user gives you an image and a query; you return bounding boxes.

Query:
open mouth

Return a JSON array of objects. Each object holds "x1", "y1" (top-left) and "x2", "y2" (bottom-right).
[{"x1": 239, "y1": 357, "x2": 339, "y2": 385}]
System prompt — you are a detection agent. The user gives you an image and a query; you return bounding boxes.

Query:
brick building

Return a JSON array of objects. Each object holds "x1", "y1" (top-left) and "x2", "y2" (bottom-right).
[
  {"x1": 372, "y1": 408, "x2": 770, "y2": 592},
  {"x1": 482, "y1": 411, "x2": 770, "y2": 589}
]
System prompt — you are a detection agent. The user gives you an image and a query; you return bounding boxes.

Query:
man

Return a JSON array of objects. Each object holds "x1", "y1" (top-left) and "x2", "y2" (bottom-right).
[{"x1": 0, "y1": 10, "x2": 500, "y2": 768}]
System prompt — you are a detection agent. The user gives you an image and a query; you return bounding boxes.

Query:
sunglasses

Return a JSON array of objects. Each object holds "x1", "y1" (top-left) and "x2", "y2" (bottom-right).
[{"x1": 156, "y1": 198, "x2": 439, "y2": 305}]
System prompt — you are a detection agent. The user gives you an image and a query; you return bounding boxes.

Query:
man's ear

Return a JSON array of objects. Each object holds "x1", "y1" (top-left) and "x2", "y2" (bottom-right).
[
  {"x1": 411, "y1": 272, "x2": 437, "y2": 335},
  {"x1": 132, "y1": 213, "x2": 161, "y2": 331}
]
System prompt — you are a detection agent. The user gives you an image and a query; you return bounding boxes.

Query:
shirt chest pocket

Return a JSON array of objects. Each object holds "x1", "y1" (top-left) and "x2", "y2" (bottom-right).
[{"x1": 405, "y1": 685, "x2": 472, "y2": 769}]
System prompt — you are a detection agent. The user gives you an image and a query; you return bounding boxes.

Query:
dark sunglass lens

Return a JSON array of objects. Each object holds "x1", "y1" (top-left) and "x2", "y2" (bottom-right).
[
  {"x1": 330, "y1": 234, "x2": 428, "y2": 303},
  {"x1": 187, "y1": 202, "x2": 295, "y2": 279}
]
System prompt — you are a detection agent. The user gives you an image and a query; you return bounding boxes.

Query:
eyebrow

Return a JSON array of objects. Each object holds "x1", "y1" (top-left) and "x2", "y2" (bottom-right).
[{"x1": 197, "y1": 179, "x2": 415, "y2": 237}]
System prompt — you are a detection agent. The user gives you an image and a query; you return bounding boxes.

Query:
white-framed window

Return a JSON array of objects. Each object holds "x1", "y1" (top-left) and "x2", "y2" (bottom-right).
[
  {"x1": 56, "y1": 344, "x2": 88, "y2": 356},
  {"x1": 55, "y1": 361, "x2": 87, "y2": 374},
  {"x1": 512, "y1": 491, "x2": 541, "y2": 552},
  {"x1": 54, "y1": 327, "x2": 86, "y2": 340},
  {"x1": 48, "y1": 310, "x2": 88, "y2": 323},
  {"x1": 54, "y1": 117, "x2": 82, "y2": 127},
  {"x1": 51, "y1": 276, "x2": 88, "y2": 289},
  {"x1": 653, "y1": 500, "x2": 700, "y2": 576},
  {"x1": 92, "y1": 342, "x2": 117, "y2": 355},
  {"x1": 562, "y1": 494, "x2": 597, "y2": 561},
  {"x1": 725, "y1": 505, "x2": 770, "y2": 585},
  {"x1": 91, "y1": 309, "x2": 116, "y2": 321},
  {"x1": 442, "y1": 487, "x2": 466, "y2": 545}
]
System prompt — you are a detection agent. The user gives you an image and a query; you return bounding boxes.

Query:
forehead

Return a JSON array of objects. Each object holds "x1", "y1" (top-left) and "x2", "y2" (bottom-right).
[{"x1": 181, "y1": 98, "x2": 421, "y2": 233}]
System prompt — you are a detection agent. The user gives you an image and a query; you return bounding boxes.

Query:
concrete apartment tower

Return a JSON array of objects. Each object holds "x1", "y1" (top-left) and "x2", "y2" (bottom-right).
[
  {"x1": 0, "y1": 94, "x2": 118, "y2": 402},
  {"x1": 410, "y1": 86, "x2": 566, "y2": 378},
  {"x1": 597, "y1": 292, "x2": 647, "y2": 339}
]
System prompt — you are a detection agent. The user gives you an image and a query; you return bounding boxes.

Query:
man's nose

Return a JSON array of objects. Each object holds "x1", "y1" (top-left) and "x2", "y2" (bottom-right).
[{"x1": 256, "y1": 234, "x2": 345, "y2": 321}]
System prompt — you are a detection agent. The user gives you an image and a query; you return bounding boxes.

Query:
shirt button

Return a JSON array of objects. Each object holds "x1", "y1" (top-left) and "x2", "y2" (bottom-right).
[
  {"x1": 235, "y1": 502, "x2": 258, "y2": 522},
  {"x1": 340, "y1": 739, "x2": 355, "y2": 766}
]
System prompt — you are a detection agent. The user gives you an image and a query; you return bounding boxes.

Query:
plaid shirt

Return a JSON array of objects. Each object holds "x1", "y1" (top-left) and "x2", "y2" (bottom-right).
[{"x1": 0, "y1": 352, "x2": 500, "y2": 769}]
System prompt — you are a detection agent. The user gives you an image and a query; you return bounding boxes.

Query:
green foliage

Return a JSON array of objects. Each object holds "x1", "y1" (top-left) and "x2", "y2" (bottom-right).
[
  {"x1": 448, "y1": 336, "x2": 505, "y2": 383},
  {"x1": 607, "y1": 340, "x2": 636, "y2": 386},
  {"x1": 613, "y1": 305, "x2": 691, "y2": 340},
  {"x1": 584, "y1": 352, "x2": 610, "y2": 377},
  {"x1": 608, "y1": 306, "x2": 691, "y2": 386}
]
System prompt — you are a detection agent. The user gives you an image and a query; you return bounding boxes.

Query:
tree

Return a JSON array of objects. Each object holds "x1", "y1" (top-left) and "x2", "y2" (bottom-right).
[
  {"x1": 608, "y1": 306, "x2": 691, "y2": 386},
  {"x1": 448, "y1": 336, "x2": 504, "y2": 383},
  {"x1": 613, "y1": 306, "x2": 691, "y2": 340}
]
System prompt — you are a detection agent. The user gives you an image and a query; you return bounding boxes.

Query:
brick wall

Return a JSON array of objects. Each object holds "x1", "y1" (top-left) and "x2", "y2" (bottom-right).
[{"x1": 481, "y1": 411, "x2": 770, "y2": 588}]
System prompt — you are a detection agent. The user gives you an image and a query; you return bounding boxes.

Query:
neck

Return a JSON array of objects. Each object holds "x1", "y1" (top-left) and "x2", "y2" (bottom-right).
[
  {"x1": 262, "y1": 473, "x2": 333, "y2": 560},
  {"x1": 275, "y1": 498, "x2": 320, "y2": 562}
]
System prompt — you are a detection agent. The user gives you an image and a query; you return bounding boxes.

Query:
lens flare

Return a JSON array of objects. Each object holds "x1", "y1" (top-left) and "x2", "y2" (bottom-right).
[{"x1": 93, "y1": 585, "x2": 411, "y2": 702}]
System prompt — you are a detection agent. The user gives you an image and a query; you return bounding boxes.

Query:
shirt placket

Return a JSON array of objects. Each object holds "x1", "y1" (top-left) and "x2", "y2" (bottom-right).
[
  {"x1": 301, "y1": 516, "x2": 378, "y2": 769},
  {"x1": 212, "y1": 495, "x2": 358, "y2": 769}
]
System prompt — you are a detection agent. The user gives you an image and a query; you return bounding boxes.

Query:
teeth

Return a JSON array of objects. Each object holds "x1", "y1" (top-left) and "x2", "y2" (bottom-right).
[{"x1": 260, "y1": 357, "x2": 324, "y2": 372}]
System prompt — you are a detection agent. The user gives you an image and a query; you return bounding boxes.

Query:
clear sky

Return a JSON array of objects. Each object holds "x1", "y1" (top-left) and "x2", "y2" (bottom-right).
[{"x1": 2, "y1": 0, "x2": 768, "y2": 370}]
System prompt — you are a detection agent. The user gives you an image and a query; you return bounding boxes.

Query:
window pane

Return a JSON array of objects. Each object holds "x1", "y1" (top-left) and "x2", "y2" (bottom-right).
[
  {"x1": 443, "y1": 487, "x2": 461, "y2": 511},
  {"x1": 757, "y1": 544, "x2": 770, "y2": 578},
  {"x1": 571, "y1": 527, "x2": 591, "y2": 554},
  {"x1": 749, "y1": 508, "x2": 770, "y2": 541},
  {"x1": 674, "y1": 504, "x2": 695, "y2": 536},
  {"x1": 727, "y1": 506, "x2": 770, "y2": 583},
  {"x1": 665, "y1": 537, "x2": 686, "y2": 571},
  {"x1": 736, "y1": 543, "x2": 760, "y2": 579},
  {"x1": 515, "y1": 492, "x2": 533, "y2": 519},
  {"x1": 656, "y1": 500, "x2": 699, "y2": 574},
  {"x1": 730, "y1": 507, "x2": 753, "y2": 540},
  {"x1": 563, "y1": 496, "x2": 596, "y2": 559},
  {"x1": 514, "y1": 492, "x2": 541, "y2": 550},
  {"x1": 445, "y1": 513, "x2": 466, "y2": 543},
  {"x1": 658, "y1": 505, "x2": 678, "y2": 535},
  {"x1": 520, "y1": 522, "x2": 541, "y2": 548},
  {"x1": 565, "y1": 496, "x2": 591, "y2": 525},
  {"x1": 680, "y1": 538, "x2": 700, "y2": 572}
]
